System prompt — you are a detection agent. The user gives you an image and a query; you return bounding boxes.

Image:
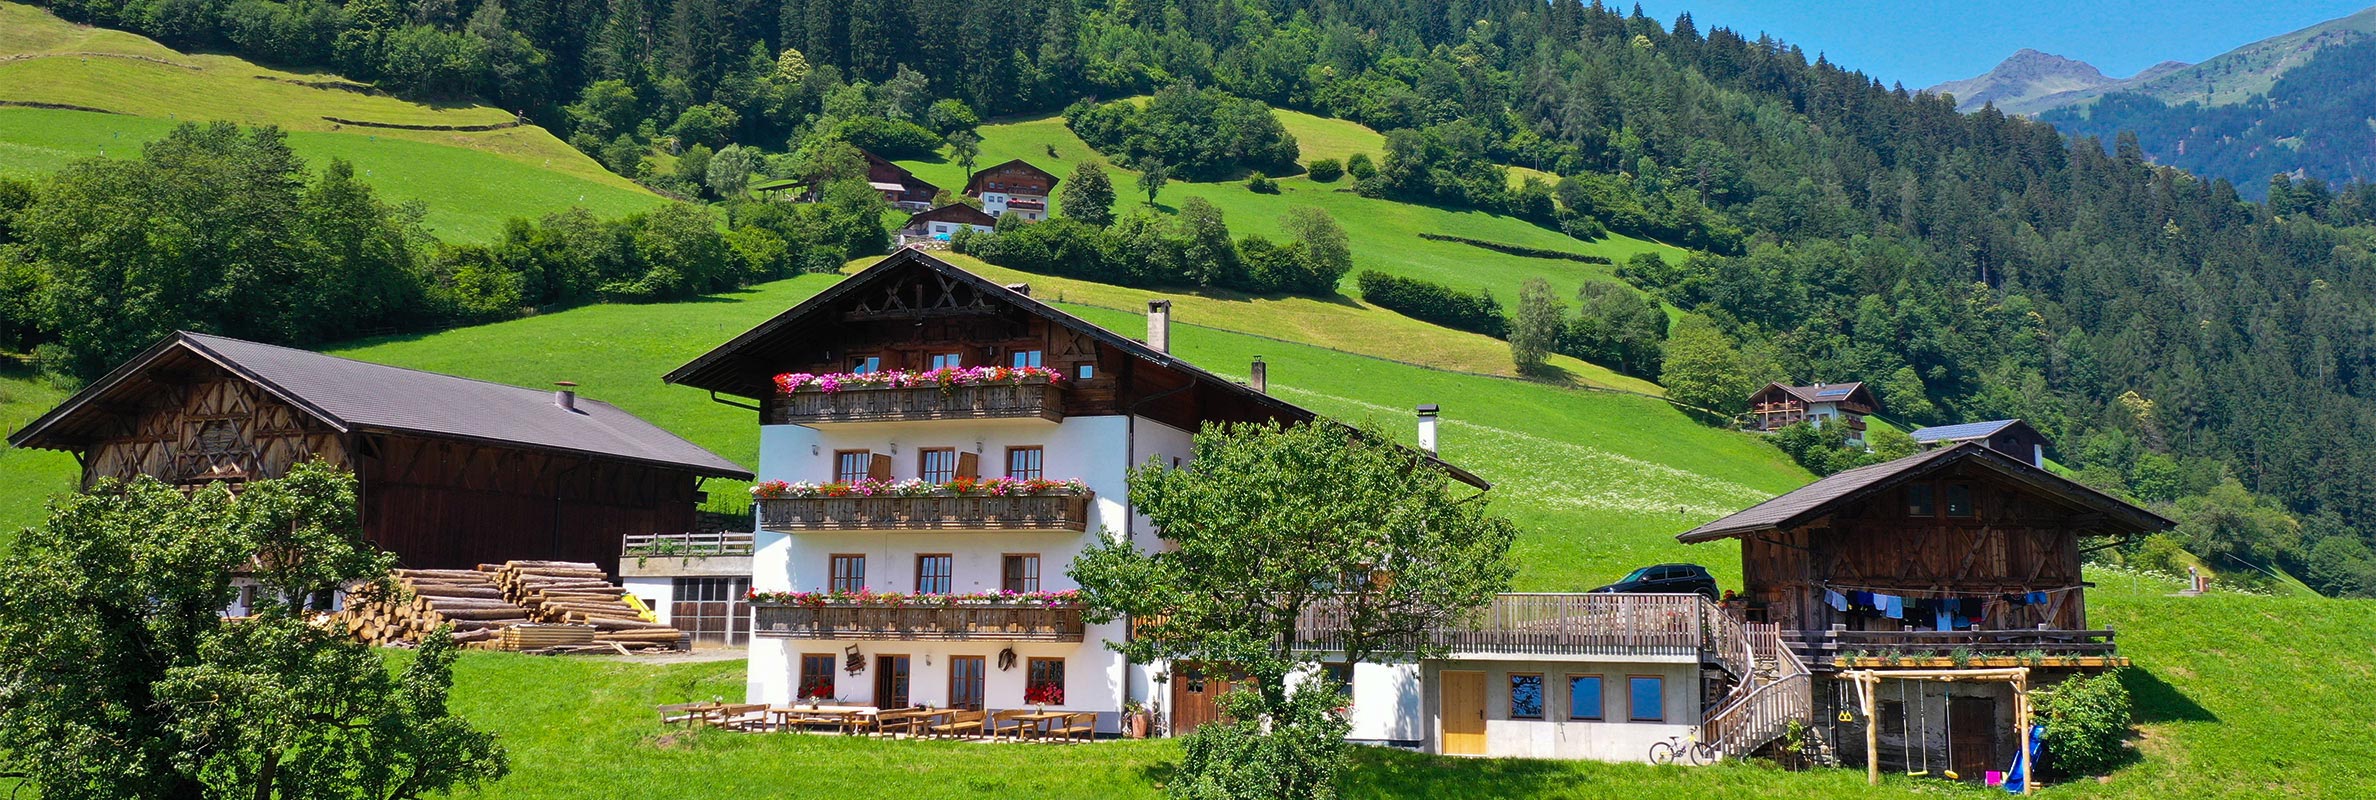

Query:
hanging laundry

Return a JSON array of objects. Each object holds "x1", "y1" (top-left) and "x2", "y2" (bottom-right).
[
  {"x1": 1881, "y1": 594, "x2": 1905, "y2": 619},
  {"x1": 2027, "y1": 590, "x2": 2049, "y2": 605},
  {"x1": 1851, "y1": 591, "x2": 1875, "y2": 610},
  {"x1": 1935, "y1": 605, "x2": 1955, "y2": 631},
  {"x1": 1827, "y1": 589, "x2": 1848, "y2": 611}
]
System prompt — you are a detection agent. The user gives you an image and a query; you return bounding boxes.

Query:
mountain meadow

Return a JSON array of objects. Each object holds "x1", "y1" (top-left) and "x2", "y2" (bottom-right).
[{"x1": 3, "y1": 0, "x2": 2376, "y2": 797}]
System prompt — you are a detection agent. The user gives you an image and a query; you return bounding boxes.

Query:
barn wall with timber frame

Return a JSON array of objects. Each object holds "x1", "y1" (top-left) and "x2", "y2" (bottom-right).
[
  {"x1": 79, "y1": 363, "x2": 351, "y2": 486},
  {"x1": 355, "y1": 434, "x2": 701, "y2": 574}
]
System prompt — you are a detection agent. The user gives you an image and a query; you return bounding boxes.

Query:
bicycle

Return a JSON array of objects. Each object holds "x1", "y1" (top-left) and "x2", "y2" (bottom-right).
[{"x1": 1647, "y1": 732, "x2": 1720, "y2": 766}]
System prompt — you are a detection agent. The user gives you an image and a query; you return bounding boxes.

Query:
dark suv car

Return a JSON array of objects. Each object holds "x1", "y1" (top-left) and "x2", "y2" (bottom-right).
[{"x1": 1588, "y1": 563, "x2": 1719, "y2": 598}]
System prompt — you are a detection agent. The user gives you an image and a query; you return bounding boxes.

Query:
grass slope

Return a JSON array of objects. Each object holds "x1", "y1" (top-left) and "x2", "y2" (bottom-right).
[
  {"x1": 0, "y1": 2, "x2": 661, "y2": 240},
  {"x1": 0, "y1": 368, "x2": 76, "y2": 543}
]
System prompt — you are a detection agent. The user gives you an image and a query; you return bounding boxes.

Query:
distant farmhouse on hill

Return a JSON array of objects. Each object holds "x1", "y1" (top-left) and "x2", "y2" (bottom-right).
[
  {"x1": 964, "y1": 159, "x2": 1058, "y2": 221},
  {"x1": 1746, "y1": 381, "x2": 1878, "y2": 448},
  {"x1": 1908, "y1": 419, "x2": 2050, "y2": 467}
]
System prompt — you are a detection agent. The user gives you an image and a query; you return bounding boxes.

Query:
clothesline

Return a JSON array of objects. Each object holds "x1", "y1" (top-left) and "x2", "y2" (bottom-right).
[
  {"x1": 1818, "y1": 584, "x2": 2079, "y2": 630},
  {"x1": 1815, "y1": 582, "x2": 2085, "y2": 599}
]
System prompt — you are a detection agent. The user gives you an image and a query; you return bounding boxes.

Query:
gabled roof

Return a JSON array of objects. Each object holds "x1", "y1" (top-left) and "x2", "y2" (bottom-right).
[
  {"x1": 9, "y1": 333, "x2": 751, "y2": 479},
  {"x1": 905, "y1": 203, "x2": 997, "y2": 227},
  {"x1": 1675, "y1": 441, "x2": 2170, "y2": 544},
  {"x1": 1762, "y1": 381, "x2": 1871, "y2": 405},
  {"x1": 663, "y1": 250, "x2": 1487, "y2": 489},
  {"x1": 1908, "y1": 419, "x2": 2028, "y2": 444},
  {"x1": 963, "y1": 159, "x2": 1059, "y2": 194}
]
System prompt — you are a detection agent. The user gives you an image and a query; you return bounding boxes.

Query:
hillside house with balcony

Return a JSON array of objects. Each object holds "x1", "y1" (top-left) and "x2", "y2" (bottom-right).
[
  {"x1": 900, "y1": 203, "x2": 998, "y2": 243},
  {"x1": 1677, "y1": 442, "x2": 2171, "y2": 777},
  {"x1": 964, "y1": 160, "x2": 1057, "y2": 221},
  {"x1": 1747, "y1": 382, "x2": 1877, "y2": 448},
  {"x1": 758, "y1": 150, "x2": 941, "y2": 210},
  {"x1": 5, "y1": 332, "x2": 752, "y2": 577}
]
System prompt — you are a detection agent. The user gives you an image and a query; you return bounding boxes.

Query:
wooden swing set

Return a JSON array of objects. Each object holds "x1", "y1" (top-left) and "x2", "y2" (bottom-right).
[{"x1": 1841, "y1": 667, "x2": 2035, "y2": 794}]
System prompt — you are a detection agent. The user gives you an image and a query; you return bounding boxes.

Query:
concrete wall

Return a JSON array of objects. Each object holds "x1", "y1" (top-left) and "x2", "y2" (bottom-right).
[
  {"x1": 1420, "y1": 658, "x2": 1703, "y2": 762},
  {"x1": 622, "y1": 576, "x2": 673, "y2": 626}
]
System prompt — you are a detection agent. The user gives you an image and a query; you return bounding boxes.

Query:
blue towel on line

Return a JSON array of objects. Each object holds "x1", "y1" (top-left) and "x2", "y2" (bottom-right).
[
  {"x1": 1881, "y1": 594, "x2": 1904, "y2": 619},
  {"x1": 1826, "y1": 589, "x2": 1847, "y2": 611}
]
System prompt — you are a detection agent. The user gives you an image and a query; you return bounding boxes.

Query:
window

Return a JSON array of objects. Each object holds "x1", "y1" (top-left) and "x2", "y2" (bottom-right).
[
  {"x1": 1628, "y1": 676, "x2": 1665, "y2": 722},
  {"x1": 1944, "y1": 482, "x2": 1975, "y2": 518},
  {"x1": 1026, "y1": 658, "x2": 1066, "y2": 705},
  {"x1": 1568, "y1": 675, "x2": 1604, "y2": 721},
  {"x1": 849, "y1": 356, "x2": 881, "y2": 374},
  {"x1": 798, "y1": 653, "x2": 837, "y2": 700},
  {"x1": 1321, "y1": 662, "x2": 1355, "y2": 699},
  {"x1": 1002, "y1": 554, "x2": 1041, "y2": 593},
  {"x1": 1906, "y1": 484, "x2": 1935, "y2": 517},
  {"x1": 1011, "y1": 350, "x2": 1043, "y2": 368},
  {"x1": 930, "y1": 352, "x2": 963, "y2": 370},
  {"x1": 1006, "y1": 446, "x2": 1044, "y2": 480},
  {"x1": 950, "y1": 655, "x2": 987, "y2": 711},
  {"x1": 1076, "y1": 364, "x2": 1095, "y2": 380},
  {"x1": 835, "y1": 450, "x2": 873, "y2": 483},
  {"x1": 916, "y1": 554, "x2": 952, "y2": 594},
  {"x1": 1509, "y1": 674, "x2": 1545, "y2": 719},
  {"x1": 829, "y1": 554, "x2": 865, "y2": 593},
  {"x1": 671, "y1": 577, "x2": 750, "y2": 645},
  {"x1": 920, "y1": 448, "x2": 957, "y2": 483}
]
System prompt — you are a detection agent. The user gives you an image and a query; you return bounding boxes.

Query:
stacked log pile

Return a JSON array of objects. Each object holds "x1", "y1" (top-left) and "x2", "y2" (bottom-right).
[
  {"x1": 490, "y1": 561, "x2": 684, "y2": 652},
  {"x1": 340, "y1": 561, "x2": 684, "y2": 654},
  {"x1": 341, "y1": 568, "x2": 528, "y2": 646}
]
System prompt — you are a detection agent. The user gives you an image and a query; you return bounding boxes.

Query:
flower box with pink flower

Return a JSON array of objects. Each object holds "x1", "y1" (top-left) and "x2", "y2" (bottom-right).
[
  {"x1": 763, "y1": 366, "x2": 1068, "y2": 425},
  {"x1": 753, "y1": 477, "x2": 1093, "y2": 532},
  {"x1": 749, "y1": 588, "x2": 1087, "y2": 642}
]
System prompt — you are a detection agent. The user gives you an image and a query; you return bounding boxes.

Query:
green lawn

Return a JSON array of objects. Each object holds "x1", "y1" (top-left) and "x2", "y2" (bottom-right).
[
  {"x1": 0, "y1": 2, "x2": 662, "y2": 241},
  {"x1": 0, "y1": 367, "x2": 75, "y2": 545}
]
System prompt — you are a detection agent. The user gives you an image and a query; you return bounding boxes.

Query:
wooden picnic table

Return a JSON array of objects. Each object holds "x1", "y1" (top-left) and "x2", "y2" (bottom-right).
[
  {"x1": 768, "y1": 704, "x2": 878, "y2": 734},
  {"x1": 1007, "y1": 710, "x2": 1071, "y2": 740},
  {"x1": 877, "y1": 708, "x2": 951, "y2": 737}
]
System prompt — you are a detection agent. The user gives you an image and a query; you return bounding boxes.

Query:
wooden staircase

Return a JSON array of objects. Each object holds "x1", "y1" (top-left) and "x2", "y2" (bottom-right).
[{"x1": 1701, "y1": 622, "x2": 1826, "y2": 763}]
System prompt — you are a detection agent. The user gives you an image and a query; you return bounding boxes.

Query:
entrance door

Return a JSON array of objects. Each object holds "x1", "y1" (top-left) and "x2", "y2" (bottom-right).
[
  {"x1": 949, "y1": 656, "x2": 986, "y2": 711},
  {"x1": 1440, "y1": 670, "x2": 1487, "y2": 756},
  {"x1": 1949, "y1": 696, "x2": 1997, "y2": 779},
  {"x1": 1170, "y1": 661, "x2": 1237, "y2": 733},
  {"x1": 875, "y1": 655, "x2": 911, "y2": 708}
]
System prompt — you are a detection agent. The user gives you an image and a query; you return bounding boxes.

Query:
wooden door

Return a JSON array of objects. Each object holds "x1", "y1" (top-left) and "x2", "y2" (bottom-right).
[
  {"x1": 1440, "y1": 670, "x2": 1487, "y2": 756},
  {"x1": 875, "y1": 655, "x2": 911, "y2": 708},
  {"x1": 949, "y1": 656, "x2": 986, "y2": 711},
  {"x1": 1170, "y1": 661, "x2": 1236, "y2": 733},
  {"x1": 1949, "y1": 696, "x2": 1996, "y2": 779}
]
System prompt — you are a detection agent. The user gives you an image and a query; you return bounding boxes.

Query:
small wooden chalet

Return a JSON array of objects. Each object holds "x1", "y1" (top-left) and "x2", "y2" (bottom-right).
[
  {"x1": 7, "y1": 333, "x2": 751, "y2": 573},
  {"x1": 1909, "y1": 419, "x2": 2050, "y2": 467},
  {"x1": 762, "y1": 150, "x2": 940, "y2": 210},
  {"x1": 900, "y1": 203, "x2": 998, "y2": 241},
  {"x1": 1748, "y1": 381, "x2": 1878, "y2": 446},
  {"x1": 963, "y1": 159, "x2": 1059, "y2": 221}
]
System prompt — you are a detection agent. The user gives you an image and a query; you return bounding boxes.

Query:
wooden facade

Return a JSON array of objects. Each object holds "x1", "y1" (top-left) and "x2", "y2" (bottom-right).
[
  {"x1": 355, "y1": 433, "x2": 705, "y2": 573},
  {"x1": 79, "y1": 369, "x2": 350, "y2": 487},
  {"x1": 964, "y1": 160, "x2": 1057, "y2": 199}
]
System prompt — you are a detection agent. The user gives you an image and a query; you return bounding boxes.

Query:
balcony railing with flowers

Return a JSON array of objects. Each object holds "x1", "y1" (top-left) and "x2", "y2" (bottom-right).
[
  {"x1": 750, "y1": 589, "x2": 1087, "y2": 642},
  {"x1": 752, "y1": 477, "x2": 1093, "y2": 532},
  {"x1": 765, "y1": 366, "x2": 1067, "y2": 425}
]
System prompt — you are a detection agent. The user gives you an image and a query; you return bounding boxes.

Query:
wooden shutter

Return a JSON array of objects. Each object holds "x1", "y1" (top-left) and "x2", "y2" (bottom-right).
[
  {"x1": 868, "y1": 454, "x2": 893, "y2": 480},
  {"x1": 956, "y1": 451, "x2": 980, "y2": 479}
]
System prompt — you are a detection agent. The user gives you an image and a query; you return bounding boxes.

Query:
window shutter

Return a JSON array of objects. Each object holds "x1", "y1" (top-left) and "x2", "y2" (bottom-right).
[
  {"x1": 868, "y1": 454, "x2": 893, "y2": 480},
  {"x1": 957, "y1": 451, "x2": 980, "y2": 479}
]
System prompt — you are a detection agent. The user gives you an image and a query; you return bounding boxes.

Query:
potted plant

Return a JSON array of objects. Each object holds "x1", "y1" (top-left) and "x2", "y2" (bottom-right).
[
  {"x1": 1122, "y1": 700, "x2": 1151, "y2": 739},
  {"x1": 1025, "y1": 681, "x2": 1063, "y2": 714}
]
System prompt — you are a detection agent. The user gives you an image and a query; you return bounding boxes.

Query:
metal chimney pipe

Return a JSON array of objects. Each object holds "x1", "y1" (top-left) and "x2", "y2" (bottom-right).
[
  {"x1": 1417, "y1": 403, "x2": 1440, "y2": 456},
  {"x1": 554, "y1": 381, "x2": 578, "y2": 411},
  {"x1": 1147, "y1": 299, "x2": 1172, "y2": 354},
  {"x1": 1250, "y1": 356, "x2": 1267, "y2": 394}
]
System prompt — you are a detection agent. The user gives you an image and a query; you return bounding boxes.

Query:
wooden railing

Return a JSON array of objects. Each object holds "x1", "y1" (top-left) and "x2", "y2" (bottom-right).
[
  {"x1": 756, "y1": 494, "x2": 1091, "y2": 532},
  {"x1": 621, "y1": 531, "x2": 755, "y2": 557},
  {"x1": 751, "y1": 602, "x2": 1085, "y2": 642},
  {"x1": 1703, "y1": 623, "x2": 1814, "y2": 760},
  {"x1": 765, "y1": 381, "x2": 1064, "y2": 425},
  {"x1": 1787, "y1": 625, "x2": 2119, "y2": 665},
  {"x1": 1292, "y1": 593, "x2": 1720, "y2": 659}
]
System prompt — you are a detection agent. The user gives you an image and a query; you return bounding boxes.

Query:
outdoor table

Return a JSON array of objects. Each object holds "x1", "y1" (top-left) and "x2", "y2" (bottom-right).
[
  {"x1": 1008, "y1": 710, "x2": 1070, "y2": 740},
  {"x1": 771, "y1": 705, "x2": 878, "y2": 734},
  {"x1": 875, "y1": 708, "x2": 947, "y2": 737}
]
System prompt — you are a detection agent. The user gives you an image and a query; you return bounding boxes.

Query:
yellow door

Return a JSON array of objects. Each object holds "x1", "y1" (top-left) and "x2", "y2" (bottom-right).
[{"x1": 1440, "y1": 670, "x2": 1487, "y2": 756}]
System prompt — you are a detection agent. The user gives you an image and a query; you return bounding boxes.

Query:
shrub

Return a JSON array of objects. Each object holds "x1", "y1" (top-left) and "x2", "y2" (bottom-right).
[
  {"x1": 2034, "y1": 670, "x2": 2133, "y2": 777},
  {"x1": 1247, "y1": 173, "x2": 1278, "y2": 194},
  {"x1": 1171, "y1": 685, "x2": 1350, "y2": 800},
  {"x1": 2130, "y1": 533, "x2": 2192, "y2": 579},
  {"x1": 1345, "y1": 152, "x2": 1376, "y2": 180},
  {"x1": 1306, "y1": 158, "x2": 1343, "y2": 182},
  {"x1": 1560, "y1": 214, "x2": 1608, "y2": 241},
  {"x1": 832, "y1": 116, "x2": 943, "y2": 159},
  {"x1": 1356, "y1": 270, "x2": 1507, "y2": 338}
]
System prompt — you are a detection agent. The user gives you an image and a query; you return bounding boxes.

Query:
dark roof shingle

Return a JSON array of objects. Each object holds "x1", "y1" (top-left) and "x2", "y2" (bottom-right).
[{"x1": 1675, "y1": 441, "x2": 2170, "y2": 543}]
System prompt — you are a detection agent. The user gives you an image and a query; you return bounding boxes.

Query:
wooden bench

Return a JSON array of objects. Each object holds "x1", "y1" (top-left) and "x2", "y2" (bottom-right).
[
  {"x1": 987, "y1": 709, "x2": 1033, "y2": 740},
  {"x1": 1049, "y1": 712, "x2": 1098, "y2": 742},
  {"x1": 656, "y1": 702, "x2": 714, "y2": 728},
  {"x1": 929, "y1": 709, "x2": 987, "y2": 739},
  {"x1": 707, "y1": 703, "x2": 771, "y2": 731}
]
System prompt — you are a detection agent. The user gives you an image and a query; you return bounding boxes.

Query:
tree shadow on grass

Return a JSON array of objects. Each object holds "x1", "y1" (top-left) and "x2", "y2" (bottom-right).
[
  {"x1": 1341, "y1": 747, "x2": 1581, "y2": 800},
  {"x1": 2122, "y1": 666, "x2": 2216, "y2": 724}
]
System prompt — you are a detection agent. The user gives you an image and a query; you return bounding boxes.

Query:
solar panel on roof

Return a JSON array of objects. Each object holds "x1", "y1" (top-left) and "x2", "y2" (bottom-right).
[{"x1": 1815, "y1": 387, "x2": 1853, "y2": 397}]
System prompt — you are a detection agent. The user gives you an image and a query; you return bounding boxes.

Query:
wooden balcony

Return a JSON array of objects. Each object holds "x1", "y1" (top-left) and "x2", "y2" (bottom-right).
[
  {"x1": 1786, "y1": 625, "x2": 2122, "y2": 669},
  {"x1": 1292, "y1": 593, "x2": 1727, "y2": 660},
  {"x1": 765, "y1": 380, "x2": 1063, "y2": 425},
  {"x1": 757, "y1": 494, "x2": 1091, "y2": 532},
  {"x1": 752, "y1": 602, "x2": 1085, "y2": 642},
  {"x1": 618, "y1": 532, "x2": 755, "y2": 578}
]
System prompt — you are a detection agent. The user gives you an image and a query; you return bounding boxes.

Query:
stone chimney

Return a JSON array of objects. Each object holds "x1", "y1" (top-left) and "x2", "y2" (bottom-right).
[
  {"x1": 1250, "y1": 356, "x2": 1267, "y2": 394},
  {"x1": 1147, "y1": 299, "x2": 1172, "y2": 353},
  {"x1": 1417, "y1": 404, "x2": 1440, "y2": 456},
  {"x1": 554, "y1": 381, "x2": 579, "y2": 412}
]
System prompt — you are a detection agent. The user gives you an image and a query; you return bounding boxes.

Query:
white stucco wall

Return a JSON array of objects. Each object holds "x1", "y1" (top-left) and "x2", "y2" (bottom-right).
[
  {"x1": 1422, "y1": 657, "x2": 1703, "y2": 762},
  {"x1": 622, "y1": 576, "x2": 673, "y2": 625}
]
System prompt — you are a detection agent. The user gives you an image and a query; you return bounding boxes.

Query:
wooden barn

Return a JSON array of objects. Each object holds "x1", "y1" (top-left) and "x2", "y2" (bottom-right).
[
  {"x1": 1908, "y1": 419, "x2": 2051, "y2": 467},
  {"x1": 6, "y1": 332, "x2": 751, "y2": 574}
]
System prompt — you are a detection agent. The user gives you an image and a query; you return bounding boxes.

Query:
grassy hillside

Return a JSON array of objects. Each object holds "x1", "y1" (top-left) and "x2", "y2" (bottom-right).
[
  {"x1": 0, "y1": 367, "x2": 75, "y2": 542},
  {"x1": 0, "y1": 2, "x2": 662, "y2": 240}
]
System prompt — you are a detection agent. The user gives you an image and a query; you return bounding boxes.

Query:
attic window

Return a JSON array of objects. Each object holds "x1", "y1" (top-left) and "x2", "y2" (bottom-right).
[
  {"x1": 1944, "y1": 483, "x2": 1975, "y2": 518},
  {"x1": 1905, "y1": 484, "x2": 1935, "y2": 517}
]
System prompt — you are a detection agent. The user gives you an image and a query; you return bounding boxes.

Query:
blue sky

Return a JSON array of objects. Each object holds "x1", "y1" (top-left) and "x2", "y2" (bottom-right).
[{"x1": 1629, "y1": 1, "x2": 2376, "y2": 88}]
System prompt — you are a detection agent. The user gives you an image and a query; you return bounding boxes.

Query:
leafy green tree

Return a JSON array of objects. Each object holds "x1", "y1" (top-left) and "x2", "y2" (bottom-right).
[
  {"x1": 1877, "y1": 365, "x2": 1935, "y2": 422},
  {"x1": 0, "y1": 462, "x2": 507, "y2": 800},
  {"x1": 1072, "y1": 421, "x2": 1516, "y2": 792},
  {"x1": 1660, "y1": 314, "x2": 1755, "y2": 415},
  {"x1": 1172, "y1": 196, "x2": 1241, "y2": 289},
  {"x1": 1511, "y1": 277, "x2": 1564, "y2": 374},
  {"x1": 1136, "y1": 159, "x2": 1169, "y2": 205},
  {"x1": 1344, "y1": 152, "x2": 1375, "y2": 181},
  {"x1": 1279, "y1": 206, "x2": 1351, "y2": 294},
  {"x1": 948, "y1": 130, "x2": 981, "y2": 178},
  {"x1": 705, "y1": 144, "x2": 762, "y2": 198},
  {"x1": 2172, "y1": 478, "x2": 2300, "y2": 568},
  {"x1": 669, "y1": 103, "x2": 739, "y2": 149},
  {"x1": 565, "y1": 79, "x2": 642, "y2": 141},
  {"x1": 1566, "y1": 283, "x2": 1667, "y2": 378},
  {"x1": 2032, "y1": 670, "x2": 2133, "y2": 778},
  {"x1": 925, "y1": 98, "x2": 979, "y2": 136},
  {"x1": 1059, "y1": 162, "x2": 1116, "y2": 226},
  {"x1": 1305, "y1": 158, "x2": 1343, "y2": 182}
]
